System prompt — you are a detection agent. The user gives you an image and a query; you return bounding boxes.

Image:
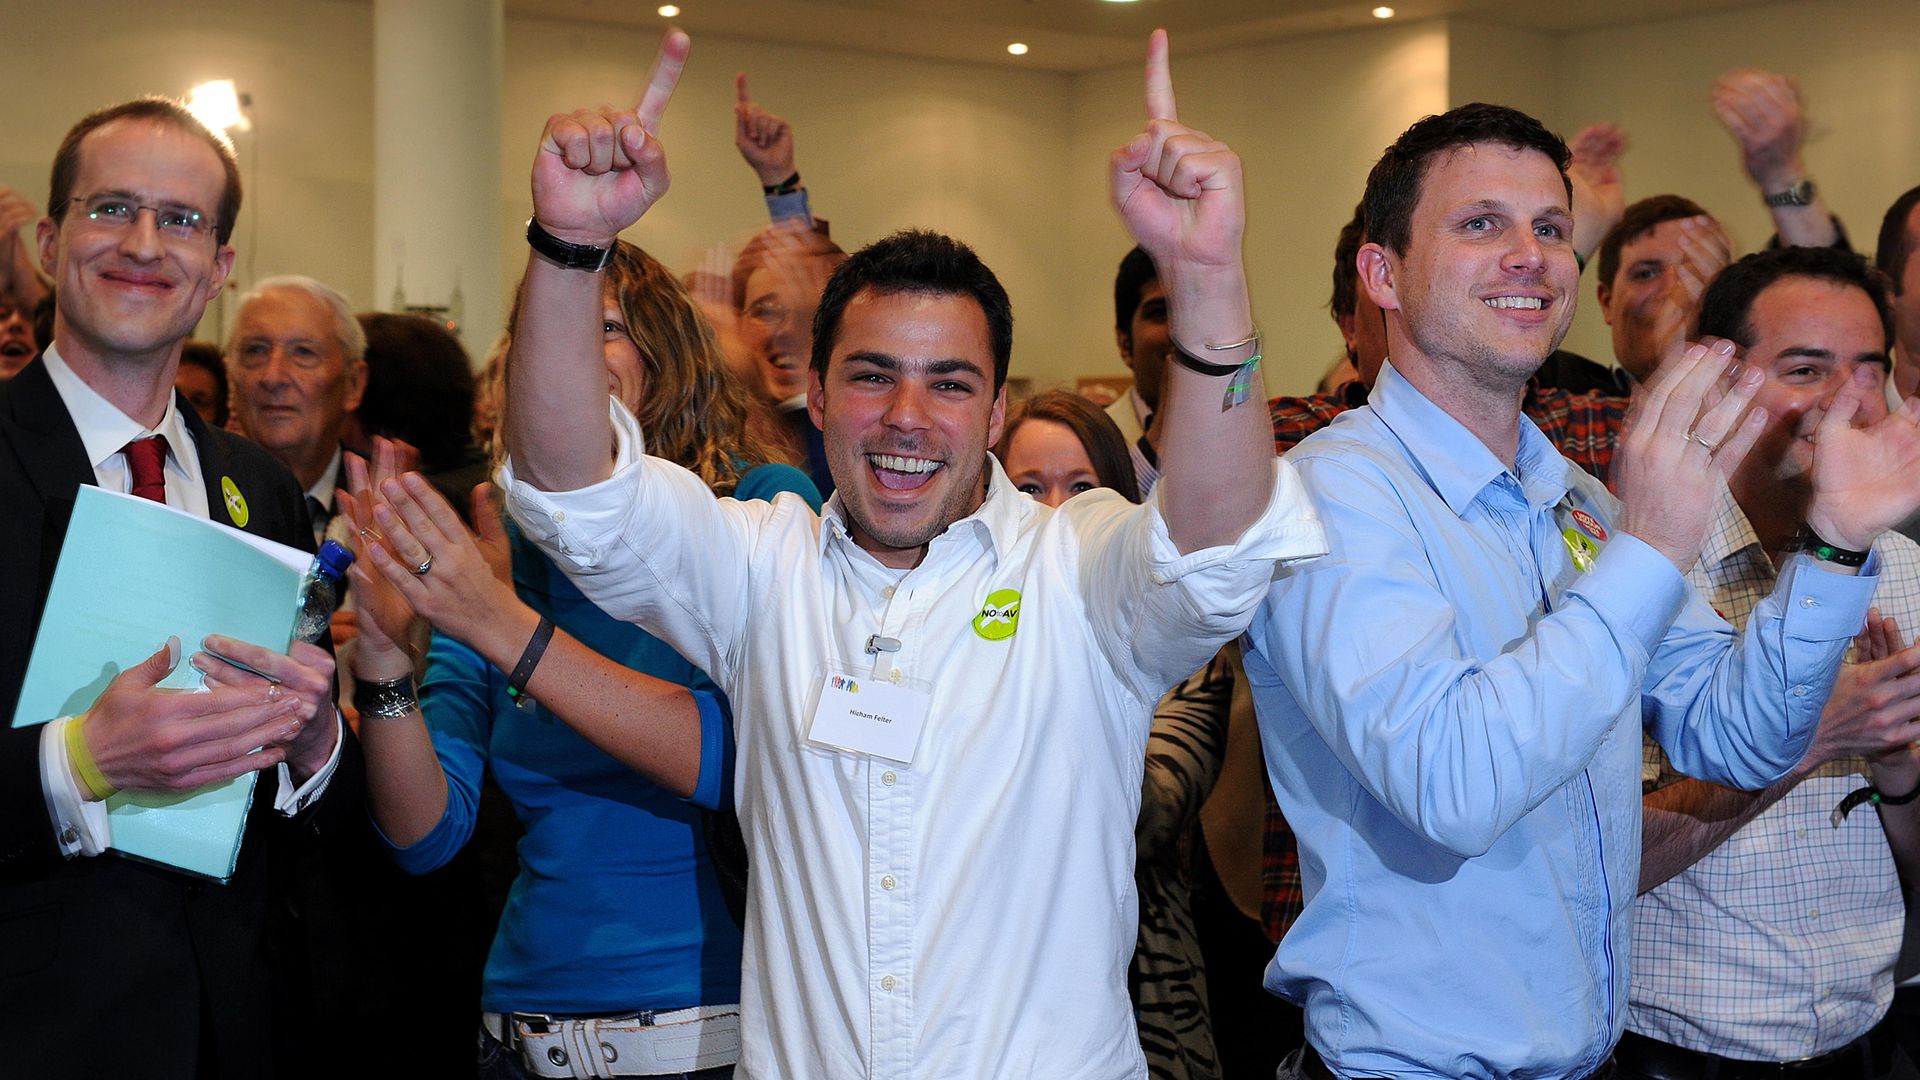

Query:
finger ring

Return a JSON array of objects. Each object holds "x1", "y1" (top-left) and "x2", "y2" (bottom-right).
[
  {"x1": 410, "y1": 554, "x2": 434, "y2": 576},
  {"x1": 1689, "y1": 432, "x2": 1718, "y2": 450}
]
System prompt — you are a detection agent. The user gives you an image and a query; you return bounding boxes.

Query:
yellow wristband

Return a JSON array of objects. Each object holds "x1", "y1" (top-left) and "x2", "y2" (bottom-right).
[{"x1": 65, "y1": 714, "x2": 118, "y2": 802}]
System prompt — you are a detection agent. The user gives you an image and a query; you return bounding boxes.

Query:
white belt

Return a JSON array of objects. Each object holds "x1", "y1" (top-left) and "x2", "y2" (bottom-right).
[{"x1": 483, "y1": 1005, "x2": 741, "y2": 1079}]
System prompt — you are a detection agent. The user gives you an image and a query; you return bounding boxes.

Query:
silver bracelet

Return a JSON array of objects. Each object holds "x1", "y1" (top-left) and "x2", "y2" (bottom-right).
[{"x1": 352, "y1": 674, "x2": 418, "y2": 719}]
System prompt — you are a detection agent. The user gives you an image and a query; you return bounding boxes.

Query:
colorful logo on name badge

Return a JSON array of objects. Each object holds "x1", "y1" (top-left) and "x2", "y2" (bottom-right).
[
  {"x1": 220, "y1": 476, "x2": 250, "y2": 528},
  {"x1": 1569, "y1": 508, "x2": 1608, "y2": 542},
  {"x1": 831, "y1": 675, "x2": 859, "y2": 693},
  {"x1": 972, "y1": 589, "x2": 1022, "y2": 641},
  {"x1": 1562, "y1": 528, "x2": 1600, "y2": 572}
]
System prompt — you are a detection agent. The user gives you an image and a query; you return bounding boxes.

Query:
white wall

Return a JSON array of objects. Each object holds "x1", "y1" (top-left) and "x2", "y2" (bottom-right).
[
  {"x1": 0, "y1": 0, "x2": 375, "y2": 346},
  {"x1": 499, "y1": 15, "x2": 1079, "y2": 382},
  {"x1": 1551, "y1": 0, "x2": 1920, "y2": 364},
  {"x1": 7, "y1": 0, "x2": 1919, "y2": 392},
  {"x1": 1063, "y1": 20, "x2": 1451, "y2": 395}
]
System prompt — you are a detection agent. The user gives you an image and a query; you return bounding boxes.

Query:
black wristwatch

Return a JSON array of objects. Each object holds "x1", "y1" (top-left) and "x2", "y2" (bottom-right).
[
  {"x1": 1763, "y1": 177, "x2": 1816, "y2": 208},
  {"x1": 525, "y1": 217, "x2": 615, "y2": 272}
]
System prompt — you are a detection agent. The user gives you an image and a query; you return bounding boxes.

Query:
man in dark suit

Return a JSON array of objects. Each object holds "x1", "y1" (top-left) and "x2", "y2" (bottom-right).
[{"x1": 0, "y1": 97, "x2": 347, "y2": 1079}]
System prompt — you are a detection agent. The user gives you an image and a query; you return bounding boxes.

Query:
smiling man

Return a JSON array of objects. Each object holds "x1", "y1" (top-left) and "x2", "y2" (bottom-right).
[
  {"x1": 226, "y1": 275, "x2": 368, "y2": 545},
  {"x1": 1621, "y1": 246, "x2": 1920, "y2": 1079},
  {"x1": 484, "y1": 29, "x2": 1324, "y2": 1079},
  {"x1": 0, "y1": 97, "x2": 344, "y2": 1079},
  {"x1": 1244, "y1": 104, "x2": 1920, "y2": 1079}
]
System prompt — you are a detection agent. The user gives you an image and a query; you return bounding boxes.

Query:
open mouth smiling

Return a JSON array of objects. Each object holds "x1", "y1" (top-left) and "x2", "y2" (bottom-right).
[{"x1": 868, "y1": 452, "x2": 944, "y2": 491}]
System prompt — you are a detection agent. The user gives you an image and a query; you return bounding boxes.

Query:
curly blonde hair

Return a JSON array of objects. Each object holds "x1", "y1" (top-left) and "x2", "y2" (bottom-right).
[{"x1": 504, "y1": 240, "x2": 781, "y2": 496}]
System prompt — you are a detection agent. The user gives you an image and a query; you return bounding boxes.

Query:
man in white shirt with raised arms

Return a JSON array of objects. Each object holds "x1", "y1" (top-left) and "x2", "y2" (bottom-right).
[{"x1": 477, "y1": 27, "x2": 1324, "y2": 1080}]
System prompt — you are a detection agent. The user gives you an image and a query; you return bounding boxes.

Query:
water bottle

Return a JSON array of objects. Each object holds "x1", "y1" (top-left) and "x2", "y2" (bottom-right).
[{"x1": 294, "y1": 540, "x2": 355, "y2": 643}]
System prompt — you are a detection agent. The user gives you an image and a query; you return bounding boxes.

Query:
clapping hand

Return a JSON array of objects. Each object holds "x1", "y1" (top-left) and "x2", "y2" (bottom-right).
[
  {"x1": 1803, "y1": 369, "x2": 1920, "y2": 552},
  {"x1": 1567, "y1": 123, "x2": 1629, "y2": 262},
  {"x1": 1612, "y1": 340, "x2": 1767, "y2": 572}
]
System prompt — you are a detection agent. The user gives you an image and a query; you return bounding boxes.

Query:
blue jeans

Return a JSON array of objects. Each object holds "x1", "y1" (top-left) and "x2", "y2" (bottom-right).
[{"x1": 476, "y1": 1022, "x2": 735, "y2": 1080}]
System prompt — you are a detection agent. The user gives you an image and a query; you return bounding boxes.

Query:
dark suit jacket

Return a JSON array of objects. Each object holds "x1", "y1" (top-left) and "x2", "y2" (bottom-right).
[{"x1": 0, "y1": 357, "x2": 358, "y2": 1079}]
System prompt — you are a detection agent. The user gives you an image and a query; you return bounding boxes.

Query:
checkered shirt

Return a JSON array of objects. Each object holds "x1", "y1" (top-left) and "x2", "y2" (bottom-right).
[
  {"x1": 1628, "y1": 486, "x2": 1916, "y2": 1059},
  {"x1": 1259, "y1": 379, "x2": 1628, "y2": 940}
]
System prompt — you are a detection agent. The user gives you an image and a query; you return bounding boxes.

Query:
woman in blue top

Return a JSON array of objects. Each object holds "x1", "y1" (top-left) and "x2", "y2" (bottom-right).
[{"x1": 343, "y1": 241, "x2": 820, "y2": 1080}]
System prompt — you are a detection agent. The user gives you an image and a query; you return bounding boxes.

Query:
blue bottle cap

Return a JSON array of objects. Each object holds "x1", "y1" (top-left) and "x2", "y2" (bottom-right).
[{"x1": 315, "y1": 539, "x2": 356, "y2": 577}]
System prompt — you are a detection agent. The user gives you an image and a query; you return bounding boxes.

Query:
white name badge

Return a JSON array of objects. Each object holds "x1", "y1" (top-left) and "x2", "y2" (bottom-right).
[{"x1": 806, "y1": 669, "x2": 932, "y2": 764}]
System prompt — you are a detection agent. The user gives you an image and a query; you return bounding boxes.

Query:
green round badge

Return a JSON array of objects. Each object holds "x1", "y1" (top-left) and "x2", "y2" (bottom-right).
[
  {"x1": 220, "y1": 475, "x2": 250, "y2": 528},
  {"x1": 972, "y1": 589, "x2": 1021, "y2": 641}
]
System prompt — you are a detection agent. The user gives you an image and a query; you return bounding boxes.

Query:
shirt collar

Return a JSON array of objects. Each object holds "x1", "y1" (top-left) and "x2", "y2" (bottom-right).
[
  {"x1": 1370, "y1": 359, "x2": 1571, "y2": 517},
  {"x1": 1127, "y1": 387, "x2": 1153, "y2": 429},
  {"x1": 307, "y1": 445, "x2": 344, "y2": 509},
  {"x1": 42, "y1": 342, "x2": 199, "y2": 480},
  {"x1": 817, "y1": 453, "x2": 1024, "y2": 568}
]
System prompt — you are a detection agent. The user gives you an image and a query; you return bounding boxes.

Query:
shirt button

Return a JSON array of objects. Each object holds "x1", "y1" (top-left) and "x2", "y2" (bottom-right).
[
  {"x1": 552, "y1": 510, "x2": 567, "y2": 523},
  {"x1": 888, "y1": 668, "x2": 904, "y2": 684},
  {"x1": 59, "y1": 827, "x2": 78, "y2": 846},
  {"x1": 880, "y1": 975, "x2": 896, "y2": 991},
  {"x1": 881, "y1": 585, "x2": 896, "y2": 599},
  {"x1": 1800, "y1": 596, "x2": 1817, "y2": 608},
  {"x1": 881, "y1": 874, "x2": 898, "y2": 891},
  {"x1": 1793, "y1": 685, "x2": 1809, "y2": 697},
  {"x1": 881, "y1": 770, "x2": 897, "y2": 786},
  {"x1": 1808, "y1": 908, "x2": 1820, "y2": 919}
]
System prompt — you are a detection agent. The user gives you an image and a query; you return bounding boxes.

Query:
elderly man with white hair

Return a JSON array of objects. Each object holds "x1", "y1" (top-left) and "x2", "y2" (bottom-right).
[{"x1": 226, "y1": 274, "x2": 368, "y2": 545}]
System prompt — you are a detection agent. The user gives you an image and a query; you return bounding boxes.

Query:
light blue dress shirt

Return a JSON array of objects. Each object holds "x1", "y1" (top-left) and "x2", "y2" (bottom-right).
[{"x1": 1243, "y1": 362, "x2": 1877, "y2": 1080}]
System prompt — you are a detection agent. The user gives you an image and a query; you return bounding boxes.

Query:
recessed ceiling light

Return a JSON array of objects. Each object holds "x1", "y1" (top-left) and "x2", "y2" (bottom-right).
[
  {"x1": 658, "y1": 4, "x2": 680, "y2": 16},
  {"x1": 1007, "y1": 42, "x2": 1029, "y2": 55},
  {"x1": 1372, "y1": 6, "x2": 1396, "y2": 17}
]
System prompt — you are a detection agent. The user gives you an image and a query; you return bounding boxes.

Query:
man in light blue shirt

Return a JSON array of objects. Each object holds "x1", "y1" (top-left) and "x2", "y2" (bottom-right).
[{"x1": 1244, "y1": 103, "x2": 1920, "y2": 1080}]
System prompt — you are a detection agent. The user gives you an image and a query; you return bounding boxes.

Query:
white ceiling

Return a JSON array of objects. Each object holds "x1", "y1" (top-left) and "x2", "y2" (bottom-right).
[{"x1": 509, "y1": 0, "x2": 1777, "y2": 72}]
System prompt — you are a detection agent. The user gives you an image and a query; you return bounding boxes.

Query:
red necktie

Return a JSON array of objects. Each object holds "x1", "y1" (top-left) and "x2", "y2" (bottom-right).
[{"x1": 123, "y1": 435, "x2": 169, "y2": 504}]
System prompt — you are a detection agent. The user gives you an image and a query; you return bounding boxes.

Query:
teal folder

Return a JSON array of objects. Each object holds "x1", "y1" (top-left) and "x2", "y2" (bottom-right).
[{"x1": 11, "y1": 486, "x2": 311, "y2": 881}]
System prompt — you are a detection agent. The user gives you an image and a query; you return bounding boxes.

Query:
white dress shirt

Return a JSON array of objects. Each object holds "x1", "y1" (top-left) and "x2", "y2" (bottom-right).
[
  {"x1": 36, "y1": 345, "x2": 341, "y2": 859},
  {"x1": 502, "y1": 397, "x2": 1325, "y2": 1079}
]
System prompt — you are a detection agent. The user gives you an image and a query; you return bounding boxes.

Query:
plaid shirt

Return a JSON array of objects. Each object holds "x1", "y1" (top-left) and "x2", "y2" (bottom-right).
[
  {"x1": 1627, "y1": 488, "x2": 1916, "y2": 1059},
  {"x1": 1259, "y1": 377, "x2": 1629, "y2": 941}
]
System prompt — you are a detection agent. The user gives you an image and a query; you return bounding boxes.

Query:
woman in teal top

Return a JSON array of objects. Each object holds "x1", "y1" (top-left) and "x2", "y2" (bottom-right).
[{"x1": 345, "y1": 241, "x2": 819, "y2": 1079}]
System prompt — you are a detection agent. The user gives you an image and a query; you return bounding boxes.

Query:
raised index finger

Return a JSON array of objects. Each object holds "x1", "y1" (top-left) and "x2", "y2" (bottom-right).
[
  {"x1": 635, "y1": 28, "x2": 691, "y2": 133},
  {"x1": 1144, "y1": 28, "x2": 1176, "y2": 122}
]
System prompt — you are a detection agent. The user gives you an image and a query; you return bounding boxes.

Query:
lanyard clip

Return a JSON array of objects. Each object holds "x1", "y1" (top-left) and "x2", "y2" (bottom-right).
[{"x1": 864, "y1": 635, "x2": 901, "y2": 655}]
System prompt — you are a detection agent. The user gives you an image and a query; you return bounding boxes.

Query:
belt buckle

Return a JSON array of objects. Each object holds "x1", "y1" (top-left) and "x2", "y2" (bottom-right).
[{"x1": 509, "y1": 1011, "x2": 559, "y2": 1037}]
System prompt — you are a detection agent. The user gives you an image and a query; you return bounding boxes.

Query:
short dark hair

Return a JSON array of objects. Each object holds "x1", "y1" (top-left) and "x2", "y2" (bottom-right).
[
  {"x1": 48, "y1": 97, "x2": 243, "y2": 245},
  {"x1": 1113, "y1": 245, "x2": 1158, "y2": 335},
  {"x1": 1595, "y1": 194, "x2": 1710, "y2": 291},
  {"x1": 1330, "y1": 202, "x2": 1366, "y2": 321},
  {"x1": 1874, "y1": 185, "x2": 1920, "y2": 296},
  {"x1": 992, "y1": 389, "x2": 1141, "y2": 505},
  {"x1": 355, "y1": 312, "x2": 476, "y2": 472},
  {"x1": 811, "y1": 229, "x2": 1014, "y2": 391},
  {"x1": 177, "y1": 339, "x2": 228, "y2": 427},
  {"x1": 1361, "y1": 103, "x2": 1571, "y2": 258},
  {"x1": 1696, "y1": 246, "x2": 1895, "y2": 351}
]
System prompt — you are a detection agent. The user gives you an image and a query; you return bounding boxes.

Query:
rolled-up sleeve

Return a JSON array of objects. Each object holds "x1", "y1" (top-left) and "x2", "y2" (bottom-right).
[
  {"x1": 1079, "y1": 456, "x2": 1326, "y2": 704},
  {"x1": 501, "y1": 397, "x2": 779, "y2": 684}
]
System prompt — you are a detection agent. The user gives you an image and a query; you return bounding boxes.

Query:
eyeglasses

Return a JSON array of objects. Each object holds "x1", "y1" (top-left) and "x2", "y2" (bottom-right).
[
  {"x1": 68, "y1": 194, "x2": 213, "y2": 242},
  {"x1": 744, "y1": 298, "x2": 793, "y2": 328}
]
